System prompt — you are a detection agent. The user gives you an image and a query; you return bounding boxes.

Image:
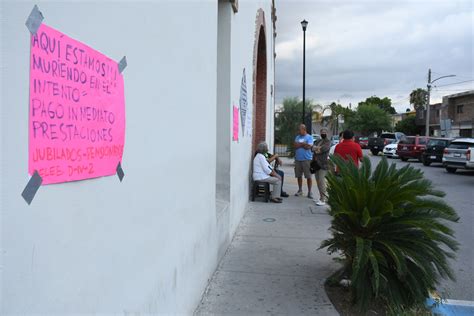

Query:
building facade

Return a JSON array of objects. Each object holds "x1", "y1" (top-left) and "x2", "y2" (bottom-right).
[
  {"x1": 415, "y1": 91, "x2": 474, "y2": 137},
  {"x1": 441, "y1": 90, "x2": 474, "y2": 137},
  {"x1": 391, "y1": 110, "x2": 416, "y2": 130},
  {"x1": 1, "y1": 0, "x2": 276, "y2": 314},
  {"x1": 415, "y1": 103, "x2": 442, "y2": 134}
]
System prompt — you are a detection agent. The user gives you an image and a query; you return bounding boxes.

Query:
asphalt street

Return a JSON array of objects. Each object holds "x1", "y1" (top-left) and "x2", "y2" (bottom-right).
[{"x1": 368, "y1": 151, "x2": 474, "y2": 301}]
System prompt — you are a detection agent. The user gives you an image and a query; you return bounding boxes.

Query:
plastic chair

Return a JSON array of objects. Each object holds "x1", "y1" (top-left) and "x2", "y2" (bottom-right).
[{"x1": 251, "y1": 181, "x2": 270, "y2": 202}]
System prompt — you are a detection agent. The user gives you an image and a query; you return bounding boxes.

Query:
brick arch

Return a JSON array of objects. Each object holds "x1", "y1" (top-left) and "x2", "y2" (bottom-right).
[{"x1": 252, "y1": 9, "x2": 267, "y2": 153}]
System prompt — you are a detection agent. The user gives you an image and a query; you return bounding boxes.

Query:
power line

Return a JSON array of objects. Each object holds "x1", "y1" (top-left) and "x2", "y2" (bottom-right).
[
  {"x1": 434, "y1": 79, "x2": 474, "y2": 87},
  {"x1": 433, "y1": 89, "x2": 473, "y2": 92},
  {"x1": 432, "y1": 71, "x2": 474, "y2": 80}
]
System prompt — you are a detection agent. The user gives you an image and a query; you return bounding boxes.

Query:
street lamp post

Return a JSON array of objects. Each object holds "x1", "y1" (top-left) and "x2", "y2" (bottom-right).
[
  {"x1": 425, "y1": 69, "x2": 455, "y2": 136},
  {"x1": 301, "y1": 19, "x2": 308, "y2": 124}
]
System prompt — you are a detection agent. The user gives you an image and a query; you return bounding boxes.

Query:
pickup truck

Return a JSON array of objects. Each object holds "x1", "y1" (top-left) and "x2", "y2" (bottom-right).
[{"x1": 368, "y1": 132, "x2": 405, "y2": 155}]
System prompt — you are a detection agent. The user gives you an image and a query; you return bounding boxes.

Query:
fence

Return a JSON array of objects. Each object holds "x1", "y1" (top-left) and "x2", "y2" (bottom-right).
[
  {"x1": 274, "y1": 144, "x2": 290, "y2": 157},
  {"x1": 273, "y1": 110, "x2": 313, "y2": 158}
]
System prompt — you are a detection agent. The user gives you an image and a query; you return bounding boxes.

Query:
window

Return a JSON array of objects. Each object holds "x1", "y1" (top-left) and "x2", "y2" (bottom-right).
[
  {"x1": 457, "y1": 104, "x2": 464, "y2": 114},
  {"x1": 436, "y1": 110, "x2": 440, "y2": 117},
  {"x1": 418, "y1": 138, "x2": 427, "y2": 145},
  {"x1": 460, "y1": 129, "x2": 473, "y2": 138},
  {"x1": 428, "y1": 139, "x2": 449, "y2": 147},
  {"x1": 380, "y1": 133, "x2": 396, "y2": 139},
  {"x1": 448, "y1": 142, "x2": 472, "y2": 150},
  {"x1": 399, "y1": 137, "x2": 415, "y2": 145}
]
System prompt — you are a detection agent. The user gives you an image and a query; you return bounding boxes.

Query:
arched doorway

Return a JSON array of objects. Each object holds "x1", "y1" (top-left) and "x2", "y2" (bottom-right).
[{"x1": 252, "y1": 10, "x2": 267, "y2": 152}]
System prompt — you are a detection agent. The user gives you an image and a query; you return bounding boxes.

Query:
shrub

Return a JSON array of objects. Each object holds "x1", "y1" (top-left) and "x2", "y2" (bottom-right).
[{"x1": 320, "y1": 156, "x2": 459, "y2": 314}]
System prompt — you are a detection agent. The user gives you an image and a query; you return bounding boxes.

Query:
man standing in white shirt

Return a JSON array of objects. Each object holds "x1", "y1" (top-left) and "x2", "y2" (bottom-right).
[{"x1": 253, "y1": 142, "x2": 283, "y2": 203}]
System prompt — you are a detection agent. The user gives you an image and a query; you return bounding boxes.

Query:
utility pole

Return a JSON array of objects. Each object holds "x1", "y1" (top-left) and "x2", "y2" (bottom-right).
[
  {"x1": 425, "y1": 69, "x2": 456, "y2": 137},
  {"x1": 425, "y1": 69, "x2": 431, "y2": 137}
]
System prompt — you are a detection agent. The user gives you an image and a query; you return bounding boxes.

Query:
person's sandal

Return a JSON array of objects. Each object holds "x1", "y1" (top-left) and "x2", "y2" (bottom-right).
[{"x1": 271, "y1": 198, "x2": 282, "y2": 203}]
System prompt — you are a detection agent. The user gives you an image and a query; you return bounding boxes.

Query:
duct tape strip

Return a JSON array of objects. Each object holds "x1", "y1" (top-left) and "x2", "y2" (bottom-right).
[
  {"x1": 118, "y1": 56, "x2": 127, "y2": 73},
  {"x1": 21, "y1": 171, "x2": 43, "y2": 205},
  {"x1": 116, "y1": 162, "x2": 125, "y2": 182},
  {"x1": 25, "y1": 5, "x2": 44, "y2": 35}
]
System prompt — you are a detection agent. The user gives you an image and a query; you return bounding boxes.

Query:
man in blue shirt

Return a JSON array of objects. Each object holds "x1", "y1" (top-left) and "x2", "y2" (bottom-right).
[{"x1": 294, "y1": 124, "x2": 314, "y2": 198}]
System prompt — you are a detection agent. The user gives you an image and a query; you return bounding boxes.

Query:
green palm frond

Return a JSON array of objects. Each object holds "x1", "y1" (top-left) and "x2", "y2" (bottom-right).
[{"x1": 321, "y1": 156, "x2": 459, "y2": 314}]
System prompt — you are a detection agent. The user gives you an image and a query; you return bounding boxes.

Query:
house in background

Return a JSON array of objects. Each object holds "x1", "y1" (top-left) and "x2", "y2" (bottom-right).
[
  {"x1": 415, "y1": 103, "x2": 443, "y2": 135},
  {"x1": 442, "y1": 90, "x2": 474, "y2": 137},
  {"x1": 311, "y1": 112, "x2": 341, "y2": 136},
  {"x1": 391, "y1": 110, "x2": 416, "y2": 130},
  {"x1": 415, "y1": 90, "x2": 474, "y2": 137},
  {"x1": 1, "y1": 0, "x2": 276, "y2": 314}
]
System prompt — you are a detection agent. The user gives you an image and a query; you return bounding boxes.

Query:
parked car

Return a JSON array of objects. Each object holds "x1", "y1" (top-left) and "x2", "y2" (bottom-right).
[
  {"x1": 368, "y1": 132, "x2": 405, "y2": 155},
  {"x1": 356, "y1": 136, "x2": 369, "y2": 149},
  {"x1": 330, "y1": 135, "x2": 340, "y2": 146},
  {"x1": 397, "y1": 136, "x2": 428, "y2": 162},
  {"x1": 312, "y1": 134, "x2": 321, "y2": 143},
  {"x1": 383, "y1": 141, "x2": 399, "y2": 158},
  {"x1": 421, "y1": 138, "x2": 453, "y2": 166},
  {"x1": 442, "y1": 138, "x2": 474, "y2": 173}
]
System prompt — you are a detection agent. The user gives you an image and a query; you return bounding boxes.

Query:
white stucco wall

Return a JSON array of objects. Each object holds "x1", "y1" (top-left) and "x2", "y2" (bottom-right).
[
  {"x1": 228, "y1": 0, "x2": 275, "y2": 233},
  {"x1": 1, "y1": 0, "x2": 275, "y2": 314},
  {"x1": 1, "y1": 1, "x2": 218, "y2": 314}
]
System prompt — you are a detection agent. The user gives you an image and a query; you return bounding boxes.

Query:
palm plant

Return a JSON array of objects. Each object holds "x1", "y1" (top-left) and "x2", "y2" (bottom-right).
[
  {"x1": 321, "y1": 102, "x2": 342, "y2": 135},
  {"x1": 410, "y1": 88, "x2": 428, "y2": 110},
  {"x1": 321, "y1": 156, "x2": 459, "y2": 314},
  {"x1": 321, "y1": 102, "x2": 354, "y2": 135}
]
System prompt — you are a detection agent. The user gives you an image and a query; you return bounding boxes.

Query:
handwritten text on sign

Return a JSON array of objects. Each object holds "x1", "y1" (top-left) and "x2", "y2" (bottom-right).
[{"x1": 29, "y1": 24, "x2": 125, "y2": 184}]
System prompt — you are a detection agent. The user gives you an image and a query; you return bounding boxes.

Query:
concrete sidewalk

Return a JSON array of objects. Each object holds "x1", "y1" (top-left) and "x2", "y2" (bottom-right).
[{"x1": 195, "y1": 159, "x2": 339, "y2": 315}]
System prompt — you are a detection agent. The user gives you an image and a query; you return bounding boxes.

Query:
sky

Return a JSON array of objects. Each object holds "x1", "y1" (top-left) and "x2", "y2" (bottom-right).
[{"x1": 275, "y1": 0, "x2": 474, "y2": 113}]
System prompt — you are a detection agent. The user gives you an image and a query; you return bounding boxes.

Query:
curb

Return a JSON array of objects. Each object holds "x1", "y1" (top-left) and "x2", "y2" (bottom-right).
[{"x1": 426, "y1": 297, "x2": 474, "y2": 315}]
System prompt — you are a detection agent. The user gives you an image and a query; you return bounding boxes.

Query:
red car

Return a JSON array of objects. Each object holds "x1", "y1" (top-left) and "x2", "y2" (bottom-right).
[
  {"x1": 397, "y1": 136, "x2": 428, "y2": 162},
  {"x1": 357, "y1": 137, "x2": 369, "y2": 149}
]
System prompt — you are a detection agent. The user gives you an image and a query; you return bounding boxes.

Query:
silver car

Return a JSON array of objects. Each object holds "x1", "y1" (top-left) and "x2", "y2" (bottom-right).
[{"x1": 442, "y1": 138, "x2": 474, "y2": 173}]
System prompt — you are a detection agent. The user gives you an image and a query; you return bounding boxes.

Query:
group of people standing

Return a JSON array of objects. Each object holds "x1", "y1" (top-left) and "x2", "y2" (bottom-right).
[{"x1": 253, "y1": 124, "x2": 362, "y2": 204}]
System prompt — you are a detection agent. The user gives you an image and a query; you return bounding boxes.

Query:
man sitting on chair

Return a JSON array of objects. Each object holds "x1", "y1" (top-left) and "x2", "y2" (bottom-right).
[
  {"x1": 253, "y1": 142, "x2": 283, "y2": 203},
  {"x1": 263, "y1": 151, "x2": 289, "y2": 198}
]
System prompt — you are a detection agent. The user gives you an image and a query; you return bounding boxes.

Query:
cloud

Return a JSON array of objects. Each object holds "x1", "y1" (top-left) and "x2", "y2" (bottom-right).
[
  {"x1": 276, "y1": 35, "x2": 318, "y2": 60},
  {"x1": 275, "y1": 0, "x2": 474, "y2": 112}
]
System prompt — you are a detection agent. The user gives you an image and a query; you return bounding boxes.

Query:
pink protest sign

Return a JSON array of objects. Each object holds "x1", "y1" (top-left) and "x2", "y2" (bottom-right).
[
  {"x1": 233, "y1": 105, "x2": 239, "y2": 141},
  {"x1": 29, "y1": 24, "x2": 125, "y2": 184}
]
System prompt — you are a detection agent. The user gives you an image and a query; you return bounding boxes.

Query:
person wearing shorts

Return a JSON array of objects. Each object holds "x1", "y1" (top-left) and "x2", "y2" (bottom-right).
[{"x1": 294, "y1": 124, "x2": 314, "y2": 198}]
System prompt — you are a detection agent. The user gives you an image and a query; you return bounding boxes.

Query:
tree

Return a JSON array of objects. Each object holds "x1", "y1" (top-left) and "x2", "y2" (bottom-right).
[
  {"x1": 395, "y1": 115, "x2": 423, "y2": 135},
  {"x1": 358, "y1": 96, "x2": 396, "y2": 114},
  {"x1": 346, "y1": 104, "x2": 391, "y2": 136},
  {"x1": 410, "y1": 88, "x2": 428, "y2": 110},
  {"x1": 320, "y1": 102, "x2": 354, "y2": 135},
  {"x1": 275, "y1": 97, "x2": 315, "y2": 146}
]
